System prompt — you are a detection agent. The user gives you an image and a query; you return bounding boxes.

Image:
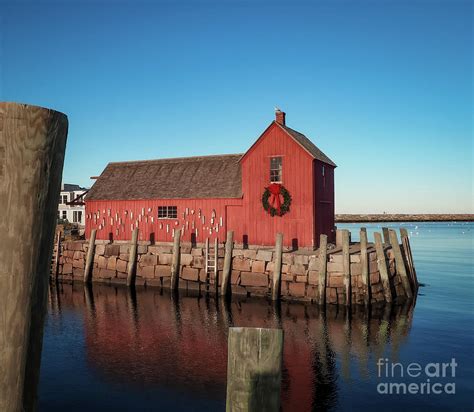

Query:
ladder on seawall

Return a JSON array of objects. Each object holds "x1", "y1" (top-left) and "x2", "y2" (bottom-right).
[
  {"x1": 205, "y1": 237, "x2": 219, "y2": 293},
  {"x1": 50, "y1": 232, "x2": 62, "y2": 279}
]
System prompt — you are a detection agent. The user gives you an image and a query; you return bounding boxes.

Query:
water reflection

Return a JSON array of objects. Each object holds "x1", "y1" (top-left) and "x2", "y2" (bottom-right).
[{"x1": 47, "y1": 283, "x2": 415, "y2": 411}]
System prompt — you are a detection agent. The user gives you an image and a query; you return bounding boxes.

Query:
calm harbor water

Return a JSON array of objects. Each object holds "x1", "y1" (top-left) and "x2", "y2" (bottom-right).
[{"x1": 38, "y1": 222, "x2": 473, "y2": 411}]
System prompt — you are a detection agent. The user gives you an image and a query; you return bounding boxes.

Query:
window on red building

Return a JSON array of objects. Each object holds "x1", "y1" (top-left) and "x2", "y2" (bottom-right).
[{"x1": 270, "y1": 157, "x2": 282, "y2": 183}]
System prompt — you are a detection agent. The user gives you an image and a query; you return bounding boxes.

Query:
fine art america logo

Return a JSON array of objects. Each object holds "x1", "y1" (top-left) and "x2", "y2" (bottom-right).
[{"x1": 377, "y1": 358, "x2": 457, "y2": 395}]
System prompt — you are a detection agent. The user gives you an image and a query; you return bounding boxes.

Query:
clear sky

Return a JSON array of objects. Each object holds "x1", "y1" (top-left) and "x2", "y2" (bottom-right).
[{"x1": 1, "y1": 0, "x2": 472, "y2": 213}]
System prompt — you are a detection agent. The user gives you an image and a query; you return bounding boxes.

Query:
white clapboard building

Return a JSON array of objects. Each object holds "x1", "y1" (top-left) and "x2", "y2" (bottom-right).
[{"x1": 58, "y1": 183, "x2": 88, "y2": 226}]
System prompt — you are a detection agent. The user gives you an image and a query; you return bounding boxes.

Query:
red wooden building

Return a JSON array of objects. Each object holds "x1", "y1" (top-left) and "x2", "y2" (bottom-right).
[{"x1": 85, "y1": 110, "x2": 336, "y2": 247}]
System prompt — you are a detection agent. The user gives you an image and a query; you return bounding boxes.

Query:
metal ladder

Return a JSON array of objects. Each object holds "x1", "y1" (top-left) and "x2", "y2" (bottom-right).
[{"x1": 205, "y1": 238, "x2": 219, "y2": 292}]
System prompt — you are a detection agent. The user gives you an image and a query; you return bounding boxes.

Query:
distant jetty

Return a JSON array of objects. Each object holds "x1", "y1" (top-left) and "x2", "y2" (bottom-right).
[{"x1": 336, "y1": 214, "x2": 474, "y2": 223}]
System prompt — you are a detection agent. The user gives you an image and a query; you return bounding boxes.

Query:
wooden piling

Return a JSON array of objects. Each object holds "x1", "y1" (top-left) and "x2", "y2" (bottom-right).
[
  {"x1": 382, "y1": 227, "x2": 390, "y2": 244},
  {"x1": 54, "y1": 232, "x2": 61, "y2": 281},
  {"x1": 318, "y1": 234, "x2": 328, "y2": 305},
  {"x1": 127, "y1": 228, "x2": 139, "y2": 287},
  {"x1": 205, "y1": 238, "x2": 210, "y2": 291},
  {"x1": 389, "y1": 230, "x2": 412, "y2": 298},
  {"x1": 171, "y1": 229, "x2": 181, "y2": 290},
  {"x1": 272, "y1": 233, "x2": 283, "y2": 301},
  {"x1": 83, "y1": 229, "x2": 97, "y2": 283},
  {"x1": 342, "y1": 230, "x2": 351, "y2": 306},
  {"x1": 400, "y1": 228, "x2": 418, "y2": 290},
  {"x1": 360, "y1": 228, "x2": 370, "y2": 306},
  {"x1": 214, "y1": 237, "x2": 219, "y2": 294},
  {"x1": 221, "y1": 231, "x2": 234, "y2": 297},
  {"x1": 335, "y1": 229, "x2": 343, "y2": 247},
  {"x1": 226, "y1": 327, "x2": 283, "y2": 412},
  {"x1": 374, "y1": 232, "x2": 392, "y2": 303},
  {"x1": 0, "y1": 102, "x2": 68, "y2": 412}
]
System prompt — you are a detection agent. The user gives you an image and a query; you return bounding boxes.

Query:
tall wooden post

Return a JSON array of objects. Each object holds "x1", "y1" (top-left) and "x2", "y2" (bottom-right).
[
  {"x1": 83, "y1": 229, "x2": 97, "y2": 283},
  {"x1": 342, "y1": 230, "x2": 351, "y2": 306},
  {"x1": 214, "y1": 237, "x2": 219, "y2": 294},
  {"x1": 221, "y1": 231, "x2": 234, "y2": 297},
  {"x1": 205, "y1": 238, "x2": 210, "y2": 291},
  {"x1": 318, "y1": 234, "x2": 328, "y2": 305},
  {"x1": 0, "y1": 103, "x2": 68, "y2": 412},
  {"x1": 374, "y1": 232, "x2": 392, "y2": 303},
  {"x1": 171, "y1": 229, "x2": 181, "y2": 290},
  {"x1": 382, "y1": 227, "x2": 390, "y2": 244},
  {"x1": 400, "y1": 228, "x2": 418, "y2": 290},
  {"x1": 272, "y1": 233, "x2": 283, "y2": 301},
  {"x1": 127, "y1": 228, "x2": 139, "y2": 287},
  {"x1": 389, "y1": 230, "x2": 412, "y2": 298},
  {"x1": 226, "y1": 327, "x2": 284, "y2": 412},
  {"x1": 360, "y1": 228, "x2": 370, "y2": 306},
  {"x1": 335, "y1": 229, "x2": 343, "y2": 247}
]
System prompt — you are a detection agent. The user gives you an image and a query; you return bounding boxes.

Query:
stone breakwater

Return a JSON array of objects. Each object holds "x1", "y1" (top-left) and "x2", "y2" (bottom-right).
[{"x1": 55, "y1": 239, "x2": 412, "y2": 305}]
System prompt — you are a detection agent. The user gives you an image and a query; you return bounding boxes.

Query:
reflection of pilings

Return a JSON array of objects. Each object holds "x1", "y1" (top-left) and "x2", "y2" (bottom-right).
[
  {"x1": 170, "y1": 291, "x2": 183, "y2": 337},
  {"x1": 355, "y1": 307, "x2": 370, "y2": 379},
  {"x1": 312, "y1": 309, "x2": 338, "y2": 411},
  {"x1": 316, "y1": 310, "x2": 329, "y2": 378},
  {"x1": 220, "y1": 297, "x2": 233, "y2": 327},
  {"x1": 84, "y1": 284, "x2": 96, "y2": 316},
  {"x1": 341, "y1": 307, "x2": 351, "y2": 381},
  {"x1": 126, "y1": 287, "x2": 138, "y2": 323},
  {"x1": 391, "y1": 299, "x2": 415, "y2": 361},
  {"x1": 375, "y1": 303, "x2": 392, "y2": 361}
]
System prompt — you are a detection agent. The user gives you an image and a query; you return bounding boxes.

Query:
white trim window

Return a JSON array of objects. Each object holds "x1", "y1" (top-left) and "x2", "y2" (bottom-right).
[
  {"x1": 158, "y1": 206, "x2": 177, "y2": 219},
  {"x1": 73, "y1": 211, "x2": 82, "y2": 223},
  {"x1": 270, "y1": 156, "x2": 282, "y2": 183}
]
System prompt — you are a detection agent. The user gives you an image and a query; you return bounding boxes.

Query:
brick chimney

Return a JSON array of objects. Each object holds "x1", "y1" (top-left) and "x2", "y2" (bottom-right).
[{"x1": 275, "y1": 108, "x2": 286, "y2": 125}]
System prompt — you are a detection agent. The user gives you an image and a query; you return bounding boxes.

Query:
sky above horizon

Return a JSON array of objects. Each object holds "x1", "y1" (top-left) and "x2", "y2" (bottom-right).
[{"x1": 1, "y1": 0, "x2": 472, "y2": 213}]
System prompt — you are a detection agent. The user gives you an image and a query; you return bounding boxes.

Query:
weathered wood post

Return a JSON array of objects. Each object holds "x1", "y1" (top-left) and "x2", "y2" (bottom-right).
[
  {"x1": 221, "y1": 231, "x2": 234, "y2": 297},
  {"x1": 83, "y1": 229, "x2": 97, "y2": 283},
  {"x1": 360, "y1": 228, "x2": 370, "y2": 306},
  {"x1": 389, "y1": 229, "x2": 412, "y2": 298},
  {"x1": 226, "y1": 327, "x2": 284, "y2": 411},
  {"x1": 170, "y1": 229, "x2": 181, "y2": 290},
  {"x1": 272, "y1": 233, "x2": 283, "y2": 301},
  {"x1": 318, "y1": 234, "x2": 328, "y2": 305},
  {"x1": 127, "y1": 228, "x2": 139, "y2": 287},
  {"x1": 342, "y1": 230, "x2": 351, "y2": 306},
  {"x1": 214, "y1": 237, "x2": 219, "y2": 294},
  {"x1": 374, "y1": 232, "x2": 393, "y2": 303},
  {"x1": 0, "y1": 102, "x2": 68, "y2": 412},
  {"x1": 335, "y1": 229, "x2": 343, "y2": 247},
  {"x1": 205, "y1": 237, "x2": 210, "y2": 291},
  {"x1": 400, "y1": 228, "x2": 418, "y2": 290},
  {"x1": 54, "y1": 232, "x2": 61, "y2": 281},
  {"x1": 382, "y1": 227, "x2": 390, "y2": 244}
]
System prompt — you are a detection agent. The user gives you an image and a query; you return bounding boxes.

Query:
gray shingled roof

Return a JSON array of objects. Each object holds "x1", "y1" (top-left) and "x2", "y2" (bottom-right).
[
  {"x1": 63, "y1": 183, "x2": 87, "y2": 192},
  {"x1": 278, "y1": 123, "x2": 337, "y2": 167},
  {"x1": 86, "y1": 154, "x2": 243, "y2": 201}
]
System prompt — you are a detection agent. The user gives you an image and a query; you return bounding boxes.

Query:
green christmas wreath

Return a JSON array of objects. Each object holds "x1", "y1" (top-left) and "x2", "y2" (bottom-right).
[{"x1": 262, "y1": 183, "x2": 292, "y2": 217}]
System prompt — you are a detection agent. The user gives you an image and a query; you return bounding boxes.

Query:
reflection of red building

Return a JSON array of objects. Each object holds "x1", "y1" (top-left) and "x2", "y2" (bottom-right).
[
  {"x1": 85, "y1": 110, "x2": 336, "y2": 247},
  {"x1": 51, "y1": 284, "x2": 413, "y2": 411}
]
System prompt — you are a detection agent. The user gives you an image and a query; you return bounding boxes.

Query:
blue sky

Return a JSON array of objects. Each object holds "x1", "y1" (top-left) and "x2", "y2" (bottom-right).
[{"x1": 1, "y1": 0, "x2": 472, "y2": 213}]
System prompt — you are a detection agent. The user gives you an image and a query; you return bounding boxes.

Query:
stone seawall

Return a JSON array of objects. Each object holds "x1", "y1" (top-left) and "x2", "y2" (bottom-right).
[{"x1": 55, "y1": 239, "x2": 410, "y2": 305}]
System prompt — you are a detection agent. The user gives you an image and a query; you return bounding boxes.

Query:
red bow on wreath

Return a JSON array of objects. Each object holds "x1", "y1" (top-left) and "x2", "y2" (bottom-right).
[{"x1": 268, "y1": 183, "x2": 282, "y2": 215}]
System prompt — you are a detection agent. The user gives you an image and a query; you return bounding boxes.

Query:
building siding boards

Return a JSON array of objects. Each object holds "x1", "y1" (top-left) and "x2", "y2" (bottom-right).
[
  {"x1": 85, "y1": 198, "x2": 243, "y2": 243},
  {"x1": 238, "y1": 122, "x2": 316, "y2": 247}
]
